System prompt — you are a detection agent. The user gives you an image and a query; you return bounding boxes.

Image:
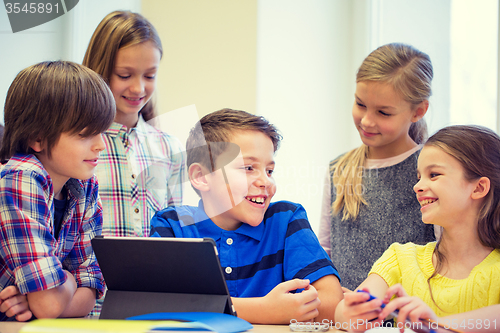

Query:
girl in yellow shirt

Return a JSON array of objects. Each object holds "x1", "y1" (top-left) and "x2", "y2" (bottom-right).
[{"x1": 335, "y1": 125, "x2": 500, "y2": 332}]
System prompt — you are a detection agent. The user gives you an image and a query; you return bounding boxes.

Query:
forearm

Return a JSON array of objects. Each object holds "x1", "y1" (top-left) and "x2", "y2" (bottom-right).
[
  {"x1": 231, "y1": 297, "x2": 274, "y2": 324},
  {"x1": 59, "y1": 287, "x2": 96, "y2": 318},
  {"x1": 313, "y1": 275, "x2": 343, "y2": 322},
  {"x1": 334, "y1": 298, "x2": 348, "y2": 324},
  {"x1": 437, "y1": 305, "x2": 500, "y2": 333},
  {"x1": 27, "y1": 271, "x2": 77, "y2": 318}
]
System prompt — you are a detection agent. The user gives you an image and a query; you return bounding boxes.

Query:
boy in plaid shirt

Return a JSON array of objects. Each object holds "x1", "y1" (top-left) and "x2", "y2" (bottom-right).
[{"x1": 0, "y1": 61, "x2": 115, "y2": 321}]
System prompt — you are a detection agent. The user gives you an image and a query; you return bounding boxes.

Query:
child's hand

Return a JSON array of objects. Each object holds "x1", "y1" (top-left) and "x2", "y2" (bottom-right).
[
  {"x1": 379, "y1": 284, "x2": 438, "y2": 333},
  {"x1": 263, "y1": 278, "x2": 320, "y2": 323},
  {"x1": 0, "y1": 285, "x2": 33, "y2": 321},
  {"x1": 341, "y1": 288, "x2": 384, "y2": 332}
]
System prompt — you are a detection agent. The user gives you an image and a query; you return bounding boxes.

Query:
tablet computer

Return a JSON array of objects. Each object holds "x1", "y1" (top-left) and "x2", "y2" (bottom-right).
[{"x1": 91, "y1": 236, "x2": 236, "y2": 319}]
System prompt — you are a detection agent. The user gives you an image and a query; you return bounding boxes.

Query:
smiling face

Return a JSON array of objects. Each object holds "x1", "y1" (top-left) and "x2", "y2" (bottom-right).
[
  {"x1": 203, "y1": 130, "x2": 276, "y2": 230},
  {"x1": 352, "y1": 81, "x2": 424, "y2": 159},
  {"x1": 33, "y1": 131, "x2": 105, "y2": 198},
  {"x1": 414, "y1": 145, "x2": 479, "y2": 228},
  {"x1": 109, "y1": 40, "x2": 161, "y2": 128}
]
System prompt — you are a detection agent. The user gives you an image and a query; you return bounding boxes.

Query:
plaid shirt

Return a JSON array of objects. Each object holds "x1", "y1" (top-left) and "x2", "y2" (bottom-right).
[
  {"x1": 0, "y1": 154, "x2": 105, "y2": 321},
  {"x1": 95, "y1": 116, "x2": 186, "y2": 237}
]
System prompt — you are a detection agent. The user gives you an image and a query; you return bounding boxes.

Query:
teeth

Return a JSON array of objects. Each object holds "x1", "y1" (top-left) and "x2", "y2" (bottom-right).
[
  {"x1": 125, "y1": 97, "x2": 142, "y2": 101},
  {"x1": 420, "y1": 199, "x2": 437, "y2": 206},
  {"x1": 247, "y1": 197, "x2": 265, "y2": 204}
]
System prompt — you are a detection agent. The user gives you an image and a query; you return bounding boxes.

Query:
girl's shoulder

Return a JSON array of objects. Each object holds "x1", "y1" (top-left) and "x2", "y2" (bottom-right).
[
  {"x1": 481, "y1": 248, "x2": 500, "y2": 268},
  {"x1": 386, "y1": 242, "x2": 435, "y2": 257},
  {"x1": 365, "y1": 145, "x2": 422, "y2": 170}
]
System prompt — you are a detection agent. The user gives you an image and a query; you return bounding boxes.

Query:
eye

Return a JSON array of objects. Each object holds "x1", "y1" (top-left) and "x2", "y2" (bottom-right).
[
  {"x1": 117, "y1": 74, "x2": 130, "y2": 79},
  {"x1": 145, "y1": 74, "x2": 156, "y2": 79},
  {"x1": 379, "y1": 110, "x2": 391, "y2": 116},
  {"x1": 356, "y1": 101, "x2": 366, "y2": 108},
  {"x1": 430, "y1": 173, "x2": 441, "y2": 178},
  {"x1": 244, "y1": 165, "x2": 254, "y2": 172},
  {"x1": 267, "y1": 169, "x2": 274, "y2": 176}
]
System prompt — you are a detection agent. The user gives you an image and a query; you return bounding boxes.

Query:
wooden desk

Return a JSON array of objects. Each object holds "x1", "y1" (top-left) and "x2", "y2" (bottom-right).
[{"x1": 0, "y1": 321, "x2": 345, "y2": 333}]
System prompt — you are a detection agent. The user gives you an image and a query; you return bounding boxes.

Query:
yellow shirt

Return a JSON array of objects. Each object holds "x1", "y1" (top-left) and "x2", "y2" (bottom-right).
[{"x1": 369, "y1": 242, "x2": 500, "y2": 317}]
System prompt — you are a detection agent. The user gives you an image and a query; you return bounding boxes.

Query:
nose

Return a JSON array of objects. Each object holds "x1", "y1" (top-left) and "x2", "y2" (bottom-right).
[
  {"x1": 360, "y1": 111, "x2": 375, "y2": 128},
  {"x1": 254, "y1": 169, "x2": 272, "y2": 188},
  {"x1": 130, "y1": 77, "x2": 145, "y2": 95},
  {"x1": 413, "y1": 178, "x2": 425, "y2": 194},
  {"x1": 94, "y1": 134, "x2": 106, "y2": 152}
]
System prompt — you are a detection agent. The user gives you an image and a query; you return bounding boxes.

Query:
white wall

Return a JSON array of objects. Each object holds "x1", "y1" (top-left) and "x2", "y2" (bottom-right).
[
  {"x1": 256, "y1": 0, "x2": 369, "y2": 233},
  {"x1": 0, "y1": 9, "x2": 65, "y2": 118},
  {"x1": 0, "y1": 0, "x2": 141, "y2": 120},
  {"x1": 370, "y1": 0, "x2": 451, "y2": 136}
]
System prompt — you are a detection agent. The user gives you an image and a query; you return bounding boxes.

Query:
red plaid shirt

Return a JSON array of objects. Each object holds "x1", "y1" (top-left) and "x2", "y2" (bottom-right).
[{"x1": 0, "y1": 154, "x2": 105, "y2": 321}]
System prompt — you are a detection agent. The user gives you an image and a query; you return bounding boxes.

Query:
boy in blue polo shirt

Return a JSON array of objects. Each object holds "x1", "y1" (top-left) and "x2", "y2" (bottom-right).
[{"x1": 150, "y1": 108, "x2": 342, "y2": 324}]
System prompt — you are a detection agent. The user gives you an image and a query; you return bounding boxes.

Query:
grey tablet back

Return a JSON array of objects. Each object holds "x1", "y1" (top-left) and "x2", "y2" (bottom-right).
[{"x1": 91, "y1": 236, "x2": 235, "y2": 319}]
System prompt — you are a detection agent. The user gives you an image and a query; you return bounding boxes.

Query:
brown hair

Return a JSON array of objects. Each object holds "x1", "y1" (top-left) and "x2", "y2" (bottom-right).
[
  {"x1": 425, "y1": 125, "x2": 500, "y2": 293},
  {"x1": 332, "y1": 43, "x2": 433, "y2": 221},
  {"x1": 0, "y1": 61, "x2": 115, "y2": 161},
  {"x1": 82, "y1": 10, "x2": 162, "y2": 121},
  {"x1": 186, "y1": 108, "x2": 282, "y2": 195}
]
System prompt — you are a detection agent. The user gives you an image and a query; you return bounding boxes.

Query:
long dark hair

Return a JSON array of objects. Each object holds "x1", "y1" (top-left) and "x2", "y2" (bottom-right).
[{"x1": 424, "y1": 125, "x2": 500, "y2": 307}]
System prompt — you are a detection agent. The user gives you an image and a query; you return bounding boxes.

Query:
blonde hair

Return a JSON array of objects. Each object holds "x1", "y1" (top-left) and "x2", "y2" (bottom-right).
[
  {"x1": 331, "y1": 43, "x2": 433, "y2": 220},
  {"x1": 82, "y1": 11, "x2": 162, "y2": 122}
]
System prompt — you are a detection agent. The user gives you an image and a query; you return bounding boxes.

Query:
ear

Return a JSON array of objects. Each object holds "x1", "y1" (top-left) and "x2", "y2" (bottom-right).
[
  {"x1": 411, "y1": 100, "x2": 429, "y2": 123},
  {"x1": 471, "y1": 176, "x2": 490, "y2": 200},
  {"x1": 189, "y1": 163, "x2": 210, "y2": 192},
  {"x1": 29, "y1": 139, "x2": 44, "y2": 153}
]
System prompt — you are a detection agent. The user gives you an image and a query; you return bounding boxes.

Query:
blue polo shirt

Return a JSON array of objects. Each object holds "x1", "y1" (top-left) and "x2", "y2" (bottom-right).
[{"x1": 150, "y1": 200, "x2": 339, "y2": 297}]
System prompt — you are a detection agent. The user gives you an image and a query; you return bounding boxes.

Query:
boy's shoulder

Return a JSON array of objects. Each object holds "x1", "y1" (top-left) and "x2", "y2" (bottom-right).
[
  {"x1": 264, "y1": 200, "x2": 305, "y2": 219},
  {"x1": 154, "y1": 204, "x2": 199, "y2": 223},
  {"x1": 1, "y1": 153, "x2": 97, "y2": 197},
  {"x1": 1, "y1": 153, "x2": 48, "y2": 178},
  {"x1": 153, "y1": 200, "x2": 308, "y2": 228}
]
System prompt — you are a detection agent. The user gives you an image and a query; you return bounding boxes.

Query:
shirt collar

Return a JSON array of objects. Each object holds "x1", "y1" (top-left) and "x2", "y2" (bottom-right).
[
  {"x1": 65, "y1": 178, "x2": 85, "y2": 200},
  {"x1": 5, "y1": 154, "x2": 86, "y2": 201},
  {"x1": 131, "y1": 116, "x2": 149, "y2": 144},
  {"x1": 194, "y1": 200, "x2": 265, "y2": 242},
  {"x1": 104, "y1": 115, "x2": 148, "y2": 140},
  {"x1": 105, "y1": 122, "x2": 128, "y2": 137}
]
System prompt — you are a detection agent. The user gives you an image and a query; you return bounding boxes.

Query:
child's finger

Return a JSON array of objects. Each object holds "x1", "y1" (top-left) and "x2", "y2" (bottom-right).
[
  {"x1": 3, "y1": 297, "x2": 28, "y2": 318},
  {"x1": 0, "y1": 285, "x2": 20, "y2": 300},
  {"x1": 297, "y1": 294, "x2": 321, "y2": 322},
  {"x1": 16, "y1": 310, "x2": 33, "y2": 322},
  {"x1": 298, "y1": 284, "x2": 319, "y2": 304},
  {"x1": 343, "y1": 289, "x2": 373, "y2": 306},
  {"x1": 348, "y1": 298, "x2": 383, "y2": 317},
  {"x1": 298, "y1": 307, "x2": 320, "y2": 323},
  {"x1": 341, "y1": 286, "x2": 353, "y2": 293},
  {"x1": 281, "y1": 278, "x2": 310, "y2": 293},
  {"x1": 378, "y1": 296, "x2": 413, "y2": 321},
  {"x1": 383, "y1": 283, "x2": 407, "y2": 302},
  {"x1": 0, "y1": 295, "x2": 19, "y2": 313}
]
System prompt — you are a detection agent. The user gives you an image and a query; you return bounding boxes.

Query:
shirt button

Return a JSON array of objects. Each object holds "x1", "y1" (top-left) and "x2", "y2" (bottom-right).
[
  {"x1": 134, "y1": 208, "x2": 139, "y2": 214},
  {"x1": 226, "y1": 238, "x2": 233, "y2": 245},
  {"x1": 225, "y1": 267, "x2": 232, "y2": 274}
]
